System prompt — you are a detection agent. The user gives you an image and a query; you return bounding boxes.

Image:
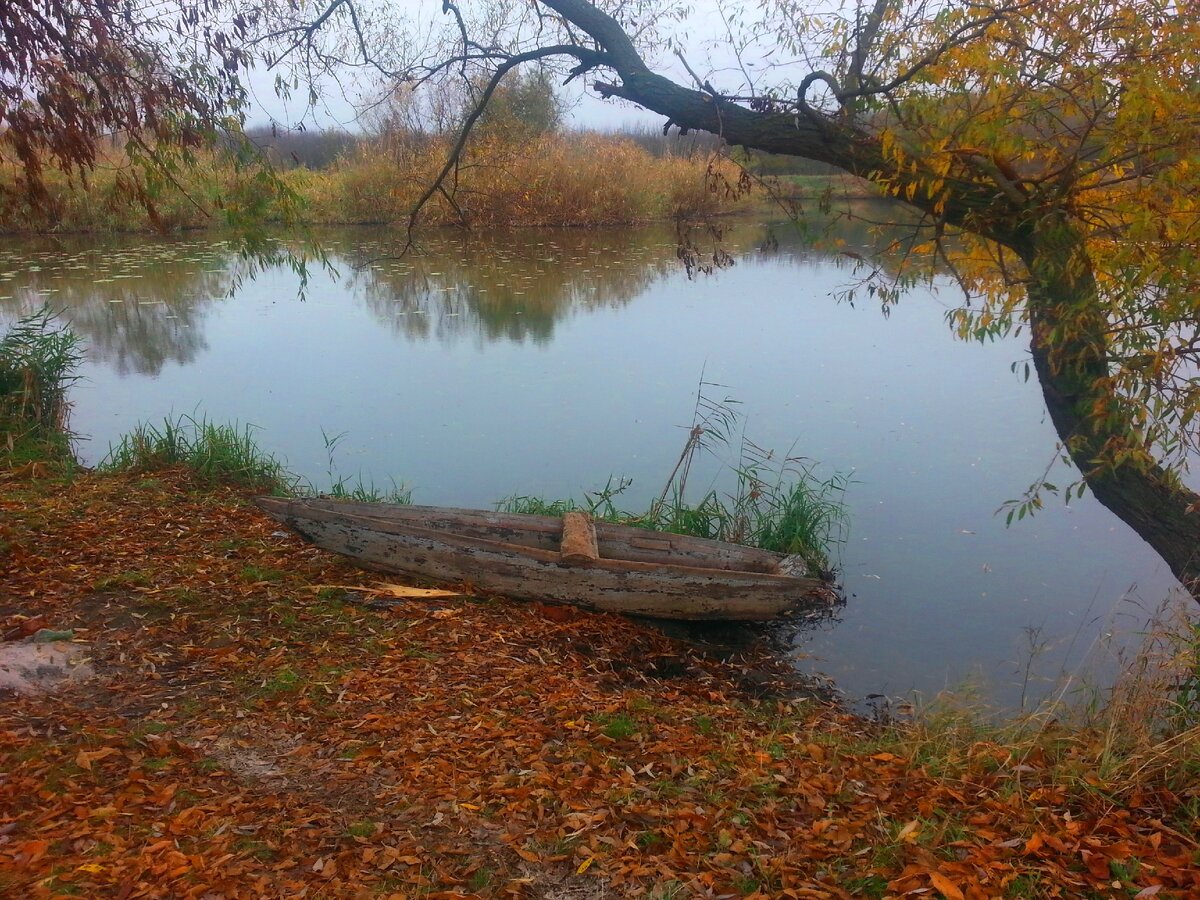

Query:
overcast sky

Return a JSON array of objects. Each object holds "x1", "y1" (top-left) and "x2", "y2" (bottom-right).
[
  {"x1": 241, "y1": 63, "x2": 663, "y2": 132},
  {"x1": 240, "y1": 0, "x2": 775, "y2": 133}
]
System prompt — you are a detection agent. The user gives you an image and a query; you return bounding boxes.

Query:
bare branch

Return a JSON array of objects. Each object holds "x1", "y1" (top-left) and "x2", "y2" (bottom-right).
[{"x1": 400, "y1": 44, "x2": 594, "y2": 251}]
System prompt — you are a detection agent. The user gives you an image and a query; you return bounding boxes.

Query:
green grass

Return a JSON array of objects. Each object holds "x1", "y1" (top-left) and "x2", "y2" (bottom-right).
[
  {"x1": 96, "y1": 416, "x2": 415, "y2": 503},
  {"x1": 98, "y1": 414, "x2": 296, "y2": 492},
  {"x1": 167, "y1": 587, "x2": 203, "y2": 605},
  {"x1": 504, "y1": 469, "x2": 849, "y2": 563},
  {"x1": 345, "y1": 821, "x2": 376, "y2": 838},
  {"x1": 0, "y1": 307, "x2": 82, "y2": 469},
  {"x1": 841, "y1": 874, "x2": 889, "y2": 898},
  {"x1": 498, "y1": 386, "x2": 848, "y2": 576},
  {"x1": 467, "y1": 867, "x2": 493, "y2": 891},
  {"x1": 636, "y1": 830, "x2": 666, "y2": 849},
  {"x1": 259, "y1": 666, "x2": 302, "y2": 697},
  {"x1": 733, "y1": 874, "x2": 761, "y2": 895},
  {"x1": 0, "y1": 307, "x2": 81, "y2": 431},
  {"x1": 496, "y1": 494, "x2": 583, "y2": 518},
  {"x1": 597, "y1": 712, "x2": 638, "y2": 740},
  {"x1": 320, "y1": 428, "x2": 413, "y2": 504},
  {"x1": 240, "y1": 564, "x2": 285, "y2": 584},
  {"x1": 1, "y1": 428, "x2": 75, "y2": 472},
  {"x1": 233, "y1": 837, "x2": 278, "y2": 861},
  {"x1": 92, "y1": 570, "x2": 154, "y2": 591},
  {"x1": 129, "y1": 721, "x2": 171, "y2": 740},
  {"x1": 325, "y1": 478, "x2": 413, "y2": 504}
]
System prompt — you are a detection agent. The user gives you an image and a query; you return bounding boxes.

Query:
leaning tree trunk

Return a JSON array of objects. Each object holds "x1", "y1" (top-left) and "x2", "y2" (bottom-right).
[
  {"x1": 1022, "y1": 218, "x2": 1200, "y2": 600},
  {"x1": 527, "y1": 0, "x2": 1200, "y2": 603}
]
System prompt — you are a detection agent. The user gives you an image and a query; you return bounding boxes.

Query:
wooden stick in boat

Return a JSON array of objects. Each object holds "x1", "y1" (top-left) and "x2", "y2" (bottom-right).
[{"x1": 560, "y1": 511, "x2": 599, "y2": 566}]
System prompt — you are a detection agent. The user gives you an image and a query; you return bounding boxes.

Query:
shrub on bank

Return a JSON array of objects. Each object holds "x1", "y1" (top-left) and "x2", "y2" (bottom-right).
[{"x1": 299, "y1": 131, "x2": 743, "y2": 227}]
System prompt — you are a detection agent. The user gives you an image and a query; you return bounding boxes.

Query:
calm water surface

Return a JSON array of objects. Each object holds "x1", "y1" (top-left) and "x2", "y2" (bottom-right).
[{"x1": 0, "y1": 219, "x2": 1187, "y2": 707}]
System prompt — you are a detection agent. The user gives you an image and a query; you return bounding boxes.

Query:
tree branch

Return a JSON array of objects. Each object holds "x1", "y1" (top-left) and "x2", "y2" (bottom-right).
[{"x1": 400, "y1": 44, "x2": 595, "y2": 250}]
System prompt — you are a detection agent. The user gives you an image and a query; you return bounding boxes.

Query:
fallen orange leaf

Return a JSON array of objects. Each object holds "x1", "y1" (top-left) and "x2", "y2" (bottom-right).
[
  {"x1": 928, "y1": 870, "x2": 965, "y2": 900},
  {"x1": 74, "y1": 747, "x2": 118, "y2": 771}
]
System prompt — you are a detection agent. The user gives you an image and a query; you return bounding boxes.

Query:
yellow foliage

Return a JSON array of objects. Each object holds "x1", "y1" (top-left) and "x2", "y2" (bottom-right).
[{"x1": 833, "y1": 0, "x2": 1200, "y2": 474}]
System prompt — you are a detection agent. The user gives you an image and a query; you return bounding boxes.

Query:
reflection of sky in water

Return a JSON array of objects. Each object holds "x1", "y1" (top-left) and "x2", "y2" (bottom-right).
[{"x1": 0, "y1": 223, "x2": 1188, "y2": 709}]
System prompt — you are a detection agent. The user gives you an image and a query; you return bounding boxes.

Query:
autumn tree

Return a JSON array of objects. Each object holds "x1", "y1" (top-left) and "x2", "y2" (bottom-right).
[
  {"x1": 476, "y1": 67, "x2": 564, "y2": 138},
  {"x1": 0, "y1": 0, "x2": 292, "y2": 226}
]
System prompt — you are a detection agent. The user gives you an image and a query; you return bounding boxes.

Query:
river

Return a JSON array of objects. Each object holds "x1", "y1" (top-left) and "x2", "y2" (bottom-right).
[{"x1": 0, "y1": 215, "x2": 1187, "y2": 709}]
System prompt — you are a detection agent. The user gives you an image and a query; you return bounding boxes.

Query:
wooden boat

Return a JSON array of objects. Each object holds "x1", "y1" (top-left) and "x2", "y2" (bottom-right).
[{"x1": 255, "y1": 497, "x2": 833, "y2": 621}]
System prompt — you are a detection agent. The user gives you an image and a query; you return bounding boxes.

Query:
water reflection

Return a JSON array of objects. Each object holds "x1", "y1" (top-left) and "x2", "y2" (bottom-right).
[
  {"x1": 0, "y1": 207, "x2": 908, "y2": 366},
  {"x1": 0, "y1": 237, "x2": 232, "y2": 375},
  {"x1": 345, "y1": 228, "x2": 690, "y2": 345}
]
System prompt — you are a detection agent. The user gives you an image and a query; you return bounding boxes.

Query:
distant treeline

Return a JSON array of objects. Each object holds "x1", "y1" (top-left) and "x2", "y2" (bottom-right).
[
  {"x1": 1, "y1": 64, "x2": 864, "y2": 233},
  {"x1": 2, "y1": 62, "x2": 862, "y2": 235},
  {"x1": 241, "y1": 126, "x2": 360, "y2": 170}
]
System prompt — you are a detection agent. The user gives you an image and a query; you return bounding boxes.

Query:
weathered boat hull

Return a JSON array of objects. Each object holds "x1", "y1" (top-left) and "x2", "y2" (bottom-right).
[{"x1": 255, "y1": 498, "x2": 830, "y2": 621}]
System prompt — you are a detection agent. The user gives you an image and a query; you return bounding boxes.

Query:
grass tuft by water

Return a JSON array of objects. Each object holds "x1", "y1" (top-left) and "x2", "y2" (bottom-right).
[
  {"x1": 98, "y1": 414, "x2": 414, "y2": 502},
  {"x1": 499, "y1": 384, "x2": 848, "y2": 577},
  {"x1": 320, "y1": 428, "x2": 413, "y2": 505},
  {"x1": 0, "y1": 307, "x2": 82, "y2": 467},
  {"x1": 98, "y1": 414, "x2": 296, "y2": 493},
  {"x1": 324, "y1": 478, "x2": 414, "y2": 505}
]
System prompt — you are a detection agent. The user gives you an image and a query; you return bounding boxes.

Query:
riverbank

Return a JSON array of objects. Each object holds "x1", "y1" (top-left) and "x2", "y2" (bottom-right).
[{"x1": 2, "y1": 463, "x2": 1197, "y2": 898}]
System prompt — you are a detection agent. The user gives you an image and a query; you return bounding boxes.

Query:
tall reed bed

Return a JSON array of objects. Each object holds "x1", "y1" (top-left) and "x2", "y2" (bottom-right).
[
  {"x1": 0, "y1": 308, "x2": 81, "y2": 463},
  {"x1": 0, "y1": 147, "x2": 303, "y2": 233},
  {"x1": 2, "y1": 132, "x2": 745, "y2": 233},
  {"x1": 298, "y1": 131, "x2": 742, "y2": 226}
]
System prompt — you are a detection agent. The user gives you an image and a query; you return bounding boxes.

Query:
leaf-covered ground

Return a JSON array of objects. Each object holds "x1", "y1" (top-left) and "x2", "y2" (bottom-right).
[{"x1": 1, "y1": 469, "x2": 1197, "y2": 898}]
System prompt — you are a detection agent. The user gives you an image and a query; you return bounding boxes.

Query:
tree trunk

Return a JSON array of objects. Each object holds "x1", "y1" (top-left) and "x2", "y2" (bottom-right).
[
  {"x1": 1022, "y1": 220, "x2": 1200, "y2": 598},
  {"x1": 539, "y1": 0, "x2": 1200, "y2": 603}
]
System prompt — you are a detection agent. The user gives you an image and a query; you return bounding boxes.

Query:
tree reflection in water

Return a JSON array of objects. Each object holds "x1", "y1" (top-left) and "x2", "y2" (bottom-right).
[
  {"x1": 0, "y1": 203, "x2": 909, "y2": 368},
  {"x1": 0, "y1": 236, "x2": 232, "y2": 376}
]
